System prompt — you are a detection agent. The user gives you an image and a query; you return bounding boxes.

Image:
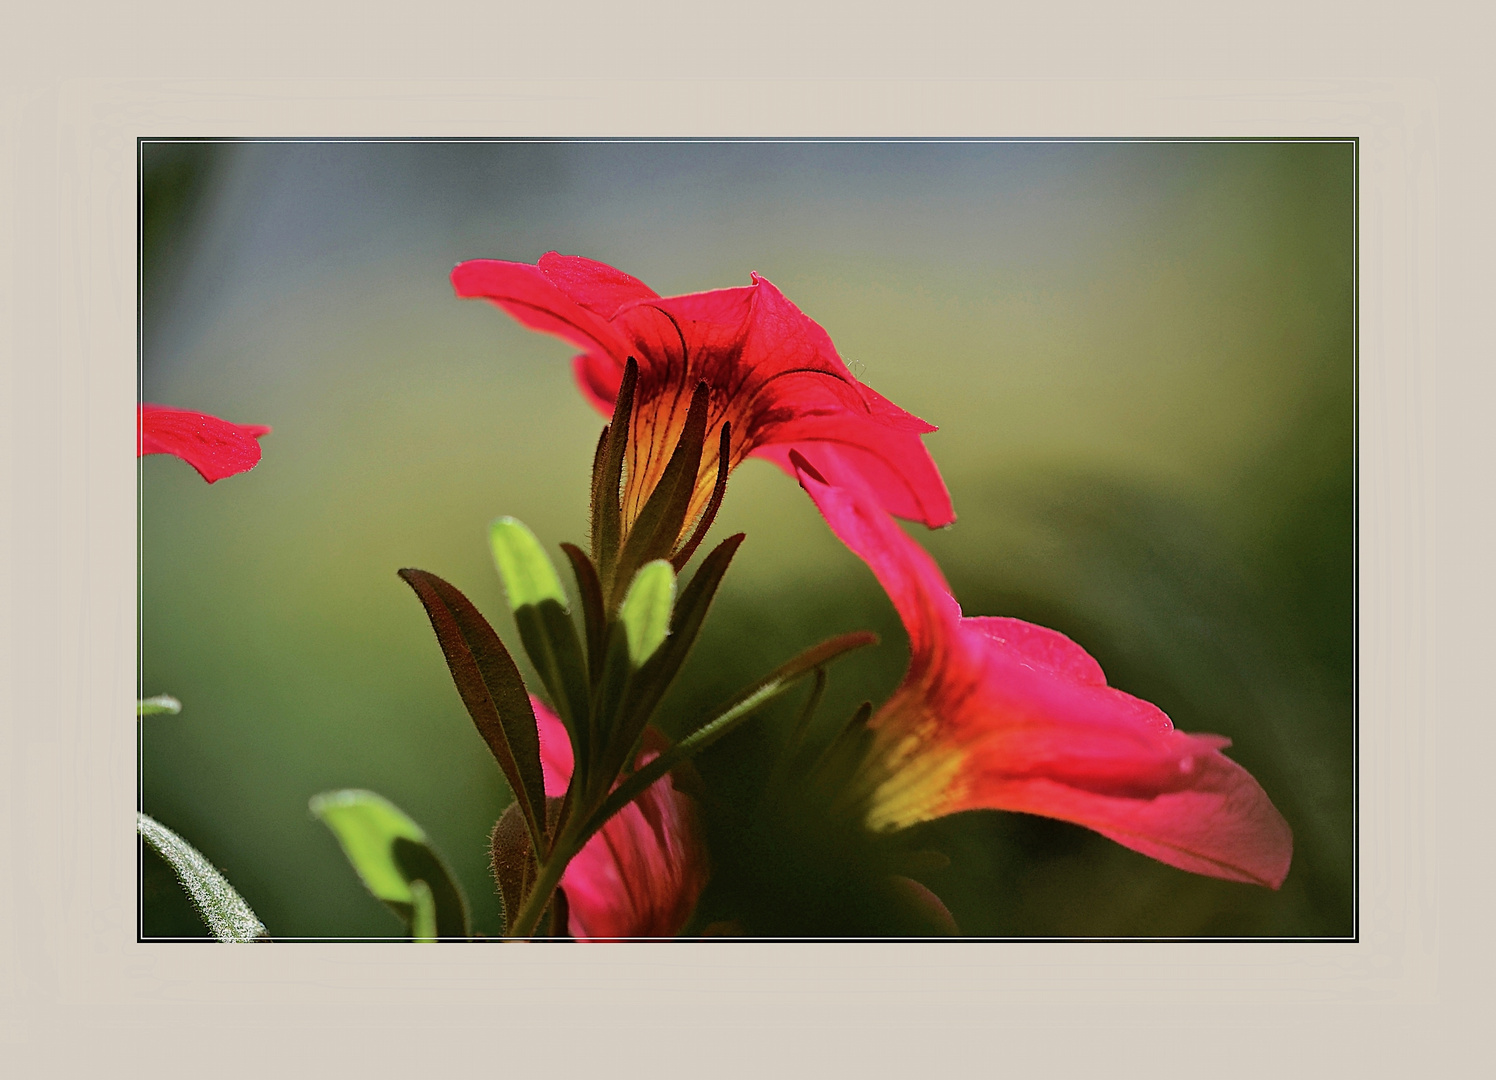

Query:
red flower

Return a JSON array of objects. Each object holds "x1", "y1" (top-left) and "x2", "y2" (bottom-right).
[
  {"x1": 794, "y1": 457, "x2": 1293, "y2": 889},
  {"x1": 533, "y1": 698, "x2": 708, "y2": 938},
  {"x1": 138, "y1": 404, "x2": 271, "y2": 483},
  {"x1": 452, "y1": 254, "x2": 954, "y2": 546}
]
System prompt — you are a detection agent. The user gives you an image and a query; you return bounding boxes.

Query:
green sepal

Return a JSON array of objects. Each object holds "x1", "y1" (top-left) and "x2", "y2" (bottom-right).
[
  {"x1": 587, "y1": 532, "x2": 743, "y2": 799},
  {"x1": 559, "y1": 542, "x2": 608, "y2": 688},
  {"x1": 671, "y1": 421, "x2": 731, "y2": 572},
  {"x1": 579, "y1": 629, "x2": 879, "y2": 845},
  {"x1": 587, "y1": 623, "x2": 636, "y2": 801},
  {"x1": 137, "y1": 812, "x2": 269, "y2": 942},
  {"x1": 397, "y1": 568, "x2": 547, "y2": 854},
  {"x1": 490, "y1": 518, "x2": 590, "y2": 747},
  {"x1": 591, "y1": 358, "x2": 638, "y2": 587},
  {"x1": 618, "y1": 559, "x2": 675, "y2": 665},
  {"x1": 310, "y1": 789, "x2": 470, "y2": 940},
  {"x1": 137, "y1": 695, "x2": 182, "y2": 716},
  {"x1": 584, "y1": 559, "x2": 677, "y2": 793},
  {"x1": 610, "y1": 380, "x2": 709, "y2": 611}
]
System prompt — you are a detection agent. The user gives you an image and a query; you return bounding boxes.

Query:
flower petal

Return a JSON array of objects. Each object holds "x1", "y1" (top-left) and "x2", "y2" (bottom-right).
[
  {"x1": 531, "y1": 698, "x2": 708, "y2": 937},
  {"x1": 791, "y1": 451, "x2": 958, "y2": 668},
  {"x1": 454, "y1": 254, "x2": 954, "y2": 529},
  {"x1": 757, "y1": 432, "x2": 955, "y2": 531},
  {"x1": 962, "y1": 616, "x2": 1107, "y2": 688},
  {"x1": 450, "y1": 258, "x2": 637, "y2": 363},
  {"x1": 571, "y1": 352, "x2": 624, "y2": 416},
  {"x1": 991, "y1": 751, "x2": 1294, "y2": 888},
  {"x1": 137, "y1": 404, "x2": 270, "y2": 483},
  {"x1": 795, "y1": 462, "x2": 1293, "y2": 889},
  {"x1": 537, "y1": 252, "x2": 660, "y2": 318}
]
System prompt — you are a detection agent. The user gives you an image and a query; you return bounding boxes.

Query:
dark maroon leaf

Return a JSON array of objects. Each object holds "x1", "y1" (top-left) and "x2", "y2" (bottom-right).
[{"x1": 398, "y1": 568, "x2": 546, "y2": 849}]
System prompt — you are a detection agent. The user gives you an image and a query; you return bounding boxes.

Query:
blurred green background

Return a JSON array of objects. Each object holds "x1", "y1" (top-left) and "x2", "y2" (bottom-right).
[{"x1": 140, "y1": 140, "x2": 1353, "y2": 939}]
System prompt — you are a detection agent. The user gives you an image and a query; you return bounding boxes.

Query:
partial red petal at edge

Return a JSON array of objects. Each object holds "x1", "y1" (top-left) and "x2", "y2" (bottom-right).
[{"x1": 138, "y1": 404, "x2": 270, "y2": 483}]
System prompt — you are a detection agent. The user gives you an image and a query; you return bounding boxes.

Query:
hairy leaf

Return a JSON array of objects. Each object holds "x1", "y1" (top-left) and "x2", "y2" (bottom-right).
[
  {"x1": 137, "y1": 812, "x2": 268, "y2": 943},
  {"x1": 398, "y1": 568, "x2": 547, "y2": 851}
]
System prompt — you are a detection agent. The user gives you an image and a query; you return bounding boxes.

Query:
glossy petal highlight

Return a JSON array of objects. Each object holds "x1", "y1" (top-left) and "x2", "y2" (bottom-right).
[
  {"x1": 533, "y1": 698, "x2": 708, "y2": 938},
  {"x1": 795, "y1": 461, "x2": 1293, "y2": 889},
  {"x1": 138, "y1": 404, "x2": 271, "y2": 483},
  {"x1": 452, "y1": 253, "x2": 955, "y2": 540}
]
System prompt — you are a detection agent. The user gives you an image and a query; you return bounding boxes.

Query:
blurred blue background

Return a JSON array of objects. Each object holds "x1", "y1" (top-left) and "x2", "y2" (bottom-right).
[{"x1": 140, "y1": 140, "x2": 1353, "y2": 938}]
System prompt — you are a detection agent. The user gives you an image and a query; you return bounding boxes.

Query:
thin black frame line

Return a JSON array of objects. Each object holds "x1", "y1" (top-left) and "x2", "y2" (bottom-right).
[
  {"x1": 136, "y1": 137, "x2": 1359, "y2": 943},
  {"x1": 1351, "y1": 136, "x2": 1360, "y2": 944},
  {"x1": 136, "y1": 136, "x2": 1360, "y2": 146},
  {"x1": 137, "y1": 934, "x2": 1359, "y2": 944}
]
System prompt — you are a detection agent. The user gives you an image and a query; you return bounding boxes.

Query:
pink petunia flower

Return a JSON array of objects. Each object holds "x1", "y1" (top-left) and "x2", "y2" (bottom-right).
[
  {"x1": 138, "y1": 404, "x2": 271, "y2": 483},
  {"x1": 533, "y1": 697, "x2": 708, "y2": 938},
  {"x1": 452, "y1": 253, "x2": 954, "y2": 548},
  {"x1": 794, "y1": 456, "x2": 1293, "y2": 889}
]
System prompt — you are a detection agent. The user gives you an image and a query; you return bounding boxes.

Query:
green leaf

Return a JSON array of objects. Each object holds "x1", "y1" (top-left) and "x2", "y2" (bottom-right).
[
  {"x1": 398, "y1": 568, "x2": 547, "y2": 853},
  {"x1": 618, "y1": 559, "x2": 675, "y2": 665},
  {"x1": 137, "y1": 695, "x2": 181, "y2": 716},
  {"x1": 490, "y1": 519, "x2": 591, "y2": 746},
  {"x1": 579, "y1": 629, "x2": 879, "y2": 843},
  {"x1": 489, "y1": 517, "x2": 568, "y2": 610},
  {"x1": 310, "y1": 789, "x2": 470, "y2": 939},
  {"x1": 137, "y1": 812, "x2": 268, "y2": 943}
]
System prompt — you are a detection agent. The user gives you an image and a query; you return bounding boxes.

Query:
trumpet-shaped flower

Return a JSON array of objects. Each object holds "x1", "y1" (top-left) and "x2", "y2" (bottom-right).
[
  {"x1": 452, "y1": 254, "x2": 954, "y2": 547},
  {"x1": 138, "y1": 404, "x2": 271, "y2": 483},
  {"x1": 533, "y1": 698, "x2": 708, "y2": 938},
  {"x1": 794, "y1": 456, "x2": 1293, "y2": 888}
]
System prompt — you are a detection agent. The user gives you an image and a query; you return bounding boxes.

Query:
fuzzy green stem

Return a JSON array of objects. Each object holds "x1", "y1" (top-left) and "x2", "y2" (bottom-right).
[{"x1": 507, "y1": 844, "x2": 575, "y2": 939}]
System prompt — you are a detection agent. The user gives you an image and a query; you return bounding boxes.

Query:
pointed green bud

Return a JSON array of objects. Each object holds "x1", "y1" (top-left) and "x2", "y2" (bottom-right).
[
  {"x1": 489, "y1": 517, "x2": 568, "y2": 612},
  {"x1": 618, "y1": 559, "x2": 676, "y2": 665}
]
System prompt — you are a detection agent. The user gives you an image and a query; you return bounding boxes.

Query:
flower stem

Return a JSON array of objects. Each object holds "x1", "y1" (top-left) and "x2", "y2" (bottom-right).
[
  {"x1": 508, "y1": 855, "x2": 567, "y2": 939},
  {"x1": 507, "y1": 780, "x2": 618, "y2": 937}
]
